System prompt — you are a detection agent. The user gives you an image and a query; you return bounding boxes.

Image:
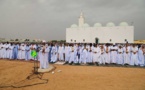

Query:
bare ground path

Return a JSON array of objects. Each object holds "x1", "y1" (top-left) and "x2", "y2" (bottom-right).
[{"x1": 0, "y1": 59, "x2": 145, "y2": 90}]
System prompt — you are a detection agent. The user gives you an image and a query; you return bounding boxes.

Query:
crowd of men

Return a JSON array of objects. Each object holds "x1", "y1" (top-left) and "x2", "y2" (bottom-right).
[{"x1": 0, "y1": 42, "x2": 145, "y2": 67}]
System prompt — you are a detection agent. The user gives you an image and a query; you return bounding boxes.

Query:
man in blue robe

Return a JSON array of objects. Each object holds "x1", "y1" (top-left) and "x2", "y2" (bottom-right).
[
  {"x1": 48, "y1": 43, "x2": 52, "y2": 62},
  {"x1": 12, "y1": 43, "x2": 18, "y2": 60}
]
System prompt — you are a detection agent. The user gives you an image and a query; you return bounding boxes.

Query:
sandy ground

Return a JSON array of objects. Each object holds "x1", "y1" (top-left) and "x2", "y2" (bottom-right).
[{"x1": 0, "y1": 59, "x2": 145, "y2": 90}]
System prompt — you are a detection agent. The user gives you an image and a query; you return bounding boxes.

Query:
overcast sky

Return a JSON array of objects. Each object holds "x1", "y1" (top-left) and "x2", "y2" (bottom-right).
[{"x1": 0, "y1": 0, "x2": 145, "y2": 40}]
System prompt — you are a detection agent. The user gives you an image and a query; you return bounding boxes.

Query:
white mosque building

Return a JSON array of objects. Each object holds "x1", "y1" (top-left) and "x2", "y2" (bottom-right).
[{"x1": 66, "y1": 12, "x2": 134, "y2": 43}]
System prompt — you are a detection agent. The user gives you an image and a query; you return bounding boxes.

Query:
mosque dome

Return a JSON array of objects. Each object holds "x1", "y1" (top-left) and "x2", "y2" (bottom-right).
[
  {"x1": 71, "y1": 24, "x2": 78, "y2": 28},
  {"x1": 106, "y1": 22, "x2": 115, "y2": 27},
  {"x1": 119, "y1": 22, "x2": 129, "y2": 26},
  {"x1": 94, "y1": 23, "x2": 102, "y2": 27},
  {"x1": 82, "y1": 23, "x2": 90, "y2": 28}
]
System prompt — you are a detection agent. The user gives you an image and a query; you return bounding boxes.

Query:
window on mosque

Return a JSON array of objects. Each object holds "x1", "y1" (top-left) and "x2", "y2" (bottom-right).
[
  {"x1": 110, "y1": 39, "x2": 112, "y2": 42},
  {"x1": 74, "y1": 40, "x2": 76, "y2": 42},
  {"x1": 71, "y1": 39, "x2": 73, "y2": 42},
  {"x1": 125, "y1": 39, "x2": 127, "y2": 41},
  {"x1": 83, "y1": 39, "x2": 85, "y2": 42}
]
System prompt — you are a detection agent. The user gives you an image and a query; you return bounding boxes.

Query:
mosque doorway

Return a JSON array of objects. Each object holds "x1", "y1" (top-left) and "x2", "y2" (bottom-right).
[{"x1": 95, "y1": 37, "x2": 99, "y2": 44}]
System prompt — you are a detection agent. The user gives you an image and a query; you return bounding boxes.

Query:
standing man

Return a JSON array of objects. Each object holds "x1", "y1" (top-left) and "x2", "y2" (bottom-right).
[
  {"x1": 138, "y1": 45, "x2": 145, "y2": 67},
  {"x1": 123, "y1": 44, "x2": 131, "y2": 65},
  {"x1": 93, "y1": 44, "x2": 101, "y2": 65},
  {"x1": 25, "y1": 44, "x2": 30, "y2": 61},
  {"x1": 48, "y1": 43, "x2": 52, "y2": 62},
  {"x1": 8, "y1": 43, "x2": 14, "y2": 59},
  {"x1": 58, "y1": 43, "x2": 65, "y2": 61},
  {"x1": 104, "y1": 44, "x2": 111, "y2": 65},
  {"x1": 87, "y1": 44, "x2": 93, "y2": 64},
  {"x1": 69, "y1": 44, "x2": 75, "y2": 64},
  {"x1": 74, "y1": 44, "x2": 80, "y2": 64},
  {"x1": 117, "y1": 45, "x2": 124, "y2": 65},
  {"x1": 30, "y1": 43, "x2": 36, "y2": 60},
  {"x1": 17, "y1": 43, "x2": 22, "y2": 60},
  {"x1": 99, "y1": 45, "x2": 105, "y2": 65},
  {"x1": 64, "y1": 43, "x2": 71, "y2": 63},
  {"x1": 110, "y1": 44, "x2": 118, "y2": 64},
  {"x1": 82, "y1": 45, "x2": 88, "y2": 64},
  {"x1": 6, "y1": 42, "x2": 10, "y2": 59},
  {"x1": 39, "y1": 43, "x2": 49, "y2": 69},
  {"x1": 13, "y1": 43, "x2": 18, "y2": 60},
  {"x1": 0, "y1": 43, "x2": 3, "y2": 59},
  {"x1": 50, "y1": 44, "x2": 58, "y2": 63},
  {"x1": 21, "y1": 44, "x2": 26, "y2": 60},
  {"x1": 130, "y1": 44, "x2": 138, "y2": 66}
]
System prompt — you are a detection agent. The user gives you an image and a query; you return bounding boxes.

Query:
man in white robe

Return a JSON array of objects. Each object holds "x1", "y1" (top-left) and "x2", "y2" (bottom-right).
[
  {"x1": 39, "y1": 44, "x2": 49, "y2": 69},
  {"x1": 123, "y1": 44, "x2": 131, "y2": 65},
  {"x1": 58, "y1": 44, "x2": 65, "y2": 61},
  {"x1": 64, "y1": 44, "x2": 71, "y2": 62},
  {"x1": 110, "y1": 44, "x2": 118, "y2": 64},
  {"x1": 81, "y1": 45, "x2": 88, "y2": 64},
  {"x1": 69, "y1": 44, "x2": 75, "y2": 64},
  {"x1": 0, "y1": 43, "x2": 2, "y2": 59},
  {"x1": 130, "y1": 44, "x2": 138, "y2": 66},
  {"x1": 117, "y1": 45, "x2": 124, "y2": 65},
  {"x1": 50, "y1": 44, "x2": 58, "y2": 63},
  {"x1": 92, "y1": 44, "x2": 101, "y2": 65},
  {"x1": 2, "y1": 43, "x2": 7, "y2": 59},
  {"x1": 99, "y1": 45, "x2": 105, "y2": 65},
  {"x1": 6, "y1": 43, "x2": 10, "y2": 59},
  {"x1": 21, "y1": 44, "x2": 26, "y2": 60},
  {"x1": 87, "y1": 44, "x2": 93, "y2": 63},
  {"x1": 138, "y1": 45, "x2": 145, "y2": 66},
  {"x1": 8, "y1": 43, "x2": 14, "y2": 59},
  {"x1": 74, "y1": 44, "x2": 80, "y2": 64},
  {"x1": 17, "y1": 44, "x2": 22, "y2": 60},
  {"x1": 79, "y1": 45, "x2": 84, "y2": 64},
  {"x1": 104, "y1": 44, "x2": 111, "y2": 64},
  {"x1": 30, "y1": 44, "x2": 37, "y2": 60},
  {"x1": 25, "y1": 44, "x2": 30, "y2": 61}
]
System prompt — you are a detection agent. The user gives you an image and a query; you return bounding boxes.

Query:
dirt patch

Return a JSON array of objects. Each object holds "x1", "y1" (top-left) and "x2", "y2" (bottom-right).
[{"x1": 0, "y1": 59, "x2": 145, "y2": 90}]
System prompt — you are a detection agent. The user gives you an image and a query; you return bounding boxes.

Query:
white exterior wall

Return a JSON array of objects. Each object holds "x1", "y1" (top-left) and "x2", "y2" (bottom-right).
[{"x1": 66, "y1": 26, "x2": 134, "y2": 43}]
